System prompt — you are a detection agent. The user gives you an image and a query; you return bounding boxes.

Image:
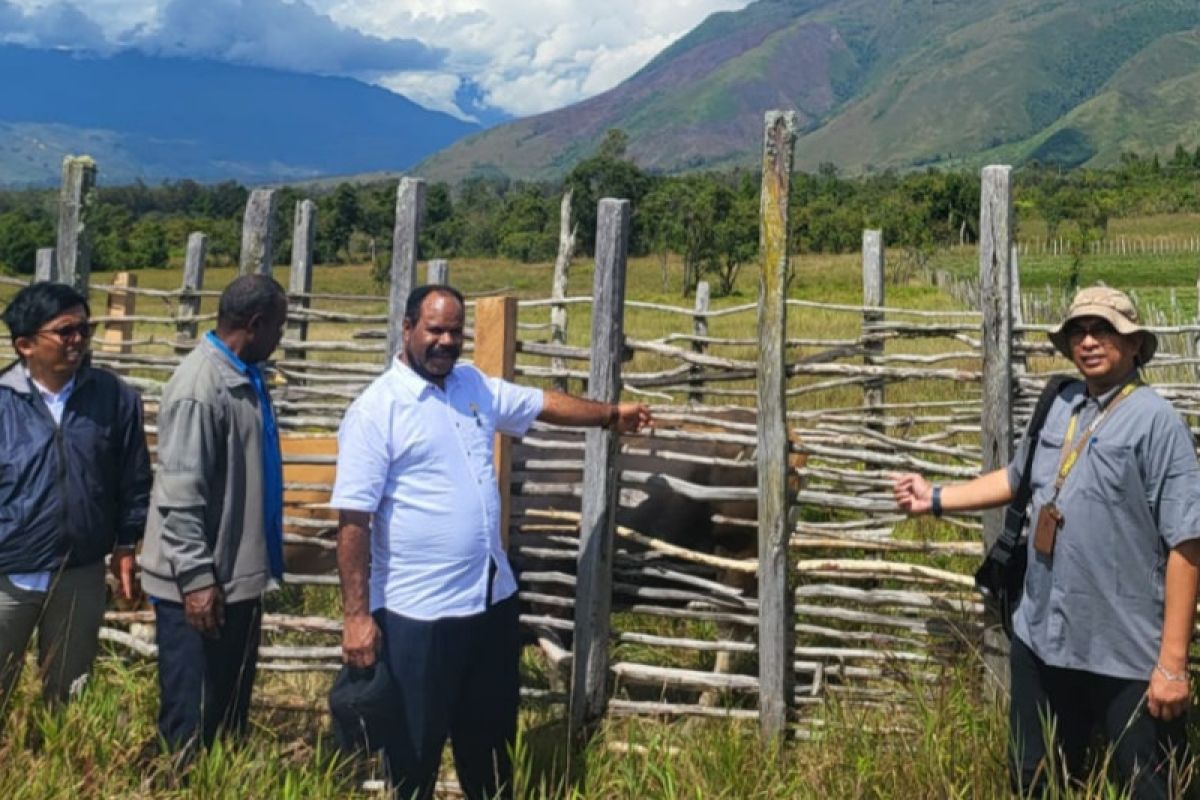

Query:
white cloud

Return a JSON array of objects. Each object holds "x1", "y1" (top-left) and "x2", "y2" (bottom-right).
[{"x1": 1, "y1": 0, "x2": 753, "y2": 118}]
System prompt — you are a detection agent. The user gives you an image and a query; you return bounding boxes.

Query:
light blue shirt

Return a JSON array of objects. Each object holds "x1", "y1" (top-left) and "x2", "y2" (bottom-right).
[
  {"x1": 9, "y1": 371, "x2": 76, "y2": 593},
  {"x1": 331, "y1": 359, "x2": 544, "y2": 620}
]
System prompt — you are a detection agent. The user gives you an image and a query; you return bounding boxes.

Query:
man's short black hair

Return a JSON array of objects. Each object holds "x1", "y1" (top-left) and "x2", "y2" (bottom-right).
[
  {"x1": 217, "y1": 274, "x2": 287, "y2": 330},
  {"x1": 404, "y1": 285, "x2": 465, "y2": 325},
  {"x1": 1, "y1": 282, "x2": 91, "y2": 342}
]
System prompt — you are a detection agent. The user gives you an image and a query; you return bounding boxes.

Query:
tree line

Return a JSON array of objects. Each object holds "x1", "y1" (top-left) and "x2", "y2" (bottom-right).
[{"x1": 3, "y1": 132, "x2": 1200, "y2": 296}]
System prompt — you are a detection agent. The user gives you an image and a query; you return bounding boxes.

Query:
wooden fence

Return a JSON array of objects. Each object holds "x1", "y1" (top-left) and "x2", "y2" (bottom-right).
[{"x1": 6, "y1": 123, "x2": 1200, "y2": 744}]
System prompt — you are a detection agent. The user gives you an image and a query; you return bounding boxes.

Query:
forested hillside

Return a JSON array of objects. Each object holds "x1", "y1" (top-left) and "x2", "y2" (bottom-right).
[{"x1": 419, "y1": 0, "x2": 1200, "y2": 181}]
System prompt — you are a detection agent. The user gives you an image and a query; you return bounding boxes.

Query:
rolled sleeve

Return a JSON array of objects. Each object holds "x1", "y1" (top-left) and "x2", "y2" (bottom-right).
[
  {"x1": 331, "y1": 400, "x2": 391, "y2": 513},
  {"x1": 489, "y1": 377, "x2": 544, "y2": 437},
  {"x1": 1148, "y1": 412, "x2": 1200, "y2": 548},
  {"x1": 1006, "y1": 416, "x2": 1036, "y2": 494}
]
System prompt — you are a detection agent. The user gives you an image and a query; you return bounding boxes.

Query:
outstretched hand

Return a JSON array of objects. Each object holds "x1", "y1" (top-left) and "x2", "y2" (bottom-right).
[
  {"x1": 613, "y1": 403, "x2": 652, "y2": 434},
  {"x1": 891, "y1": 472, "x2": 934, "y2": 516}
]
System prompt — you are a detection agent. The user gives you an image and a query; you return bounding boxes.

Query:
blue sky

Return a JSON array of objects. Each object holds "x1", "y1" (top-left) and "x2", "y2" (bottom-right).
[{"x1": 0, "y1": 0, "x2": 752, "y2": 122}]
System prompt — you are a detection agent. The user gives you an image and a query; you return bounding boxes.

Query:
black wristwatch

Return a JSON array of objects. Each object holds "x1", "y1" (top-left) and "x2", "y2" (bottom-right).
[{"x1": 931, "y1": 486, "x2": 943, "y2": 518}]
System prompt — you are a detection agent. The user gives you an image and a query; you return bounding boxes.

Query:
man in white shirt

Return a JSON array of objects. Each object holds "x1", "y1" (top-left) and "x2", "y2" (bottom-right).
[
  {"x1": 332, "y1": 285, "x2": 650, "y2": 800},
  {"x1": 0, "y1": 282, "x2": 150, "y2": 723}
]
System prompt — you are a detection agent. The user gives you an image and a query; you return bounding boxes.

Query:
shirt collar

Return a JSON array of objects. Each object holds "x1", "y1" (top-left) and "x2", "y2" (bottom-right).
[
  {"x1": 23, "y1": 366, "x2": 75, "y2": 402},
  {"x1": 389, "y1": 356, "x2": 456, "y2": 399},
  {"x1": 1077, "y1": 369, "x2": 1139, "y2": 410},
  {"x1": 205, "y1": 330, "x2": 250, "y2": 375}
]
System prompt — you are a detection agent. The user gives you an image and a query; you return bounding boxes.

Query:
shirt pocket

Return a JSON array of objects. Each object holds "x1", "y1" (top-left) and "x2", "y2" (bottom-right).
[
  {"x1": 1029, "y1": 431, "x2": 1064, "y2": 496},
  {"x1": 1078, "y1": 441, "x2": 1132, "y2": 503}
]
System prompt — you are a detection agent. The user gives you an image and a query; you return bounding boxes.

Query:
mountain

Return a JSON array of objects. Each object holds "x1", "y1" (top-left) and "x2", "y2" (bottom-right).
[
  {"x1": 417, "y1": 0, "x2": 1200, "y2": 182},
  {"x1": 0, "y1": 45, "x2": 480, "y2": 186}
]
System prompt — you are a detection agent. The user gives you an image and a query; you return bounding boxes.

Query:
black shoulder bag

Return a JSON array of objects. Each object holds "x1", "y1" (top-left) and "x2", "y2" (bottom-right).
[{"x1": 974, "y1": 374, "x2": 1076, "y2": 638}]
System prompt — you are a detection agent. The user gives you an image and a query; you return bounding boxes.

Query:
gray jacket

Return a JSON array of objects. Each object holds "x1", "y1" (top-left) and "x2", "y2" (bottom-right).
[{"x1": 140, "y1": 335, "x2": 274, "y2": 604}]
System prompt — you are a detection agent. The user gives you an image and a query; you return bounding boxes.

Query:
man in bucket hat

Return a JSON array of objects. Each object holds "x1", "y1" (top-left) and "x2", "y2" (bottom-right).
[{"x1": 892, "y1": 285, "x2": 1200, "y2": 798}]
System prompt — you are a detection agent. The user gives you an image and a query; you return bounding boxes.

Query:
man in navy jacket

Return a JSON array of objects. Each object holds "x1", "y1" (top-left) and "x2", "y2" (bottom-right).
[{"x1": 0, "y1": 282, "x2": 150, "y2": 722}]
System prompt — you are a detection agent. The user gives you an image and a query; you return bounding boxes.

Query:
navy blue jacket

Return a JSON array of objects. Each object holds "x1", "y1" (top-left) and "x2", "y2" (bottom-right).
[{"x1": 0, "y1": 361, "x2": 151, "y2": 572}]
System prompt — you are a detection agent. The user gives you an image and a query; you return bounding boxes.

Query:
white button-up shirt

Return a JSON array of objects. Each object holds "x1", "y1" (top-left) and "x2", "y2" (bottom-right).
[{"x1": 331, "y1": 359, "x2": 543, "y2": 620}]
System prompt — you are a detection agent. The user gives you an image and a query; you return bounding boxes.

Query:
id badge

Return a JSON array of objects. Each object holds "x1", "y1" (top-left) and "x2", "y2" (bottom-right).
[{"x1": 1033, "y1": 502, "x2": 1062, "y2": 557}]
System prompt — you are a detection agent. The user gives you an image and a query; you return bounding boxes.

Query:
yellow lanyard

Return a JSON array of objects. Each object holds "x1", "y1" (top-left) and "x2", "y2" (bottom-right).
[{"x1": 1056, "y1": 379, "x2": 1139, "y2": 485}]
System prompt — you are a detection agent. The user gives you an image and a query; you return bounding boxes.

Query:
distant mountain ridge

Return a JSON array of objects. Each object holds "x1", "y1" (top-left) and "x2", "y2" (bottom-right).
[
  {"x1": 0, "y1": 45, "x2": 480, "y2": 186},
  {"x1": 418, "y1": 0, "x2": 1200, "y2": 181}
]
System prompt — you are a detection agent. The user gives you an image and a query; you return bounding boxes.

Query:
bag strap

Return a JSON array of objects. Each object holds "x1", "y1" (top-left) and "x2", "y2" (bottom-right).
[{"x1": 996, "y1": 375, "x2": 1078, "y2": 558}]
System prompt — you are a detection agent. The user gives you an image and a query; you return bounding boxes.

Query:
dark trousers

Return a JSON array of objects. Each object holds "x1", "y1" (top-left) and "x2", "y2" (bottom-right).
[
  {"x1": 377, "y1": 594, "x2": 521, "y2": 800},
  {"x1": 154, "y1": 598, "x2": 262, "y2": 757},
  {"x1": 1010, "y1": 636, "x2": 1190, "y2": 799}
]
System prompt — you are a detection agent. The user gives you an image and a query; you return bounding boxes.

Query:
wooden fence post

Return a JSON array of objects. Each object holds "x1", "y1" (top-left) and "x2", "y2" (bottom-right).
[
  {"x1": 286, "y1": 200, "x2": 316, "y2": 364},
  {"x1": 569, "y1": 197, "x2": 630, "y2": 744},
  {"x1": 35, "y1": 248, "x2": 58, "y2": 283},
  {"x1": 1011, "y1": 245, "x2": 1027, "y2": 374},
  {"x1": 56, "y1": 156, "x2": 97, "y2": 295},
  {"x1": 550, "y1": 190, "x2": 576, "y2": 393},
  {"x1": 473, "y1": 297, "x2": 518, "y2": 550},
  {"x1": 862, "y1": 230, "x2": 884, "y2": 431},
  {"x1": 239, "y1": 189, "x2": 279, "y2": 276},
  {"x1": 176, "y1": 232, "x2": 207, "y2": 353},
  {"x1": 757, "y1": 110, "x2": 797, "y2": 743},
  {"x1": 100, "y1": 272, "x2": 136, "y2": 354},
  {"x1": 387, "y1": 178, "x2": 426, "y2": 363},
  {"x1": 425, "y1": 259, "x2": 449, "y2": 285},
  {"x1": 979, "y1": 165, "x2": 1014, "y2": 693},
  {"x1": 689, "y1": 281, "x2": 710, "y2": 405}
]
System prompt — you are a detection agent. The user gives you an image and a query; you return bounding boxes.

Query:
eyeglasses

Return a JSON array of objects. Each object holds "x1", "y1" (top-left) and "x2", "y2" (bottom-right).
[
  {"x1": 35, "y1": 322, "x2": 96, "y2": 342},
  {"x1": 1066, "y1": 321, "x2": 1117, "y2": 344}
]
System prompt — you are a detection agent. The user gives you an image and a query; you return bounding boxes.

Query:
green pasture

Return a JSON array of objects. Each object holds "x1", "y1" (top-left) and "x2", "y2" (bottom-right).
[{"x1": 1, "y1": 248, "x2": 1196, "y2": 797}]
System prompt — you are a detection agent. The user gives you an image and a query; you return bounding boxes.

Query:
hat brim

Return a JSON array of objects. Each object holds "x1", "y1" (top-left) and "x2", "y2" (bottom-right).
[{"x1": 1047, "y1": 304, "x2": 1158, "y2": 365}]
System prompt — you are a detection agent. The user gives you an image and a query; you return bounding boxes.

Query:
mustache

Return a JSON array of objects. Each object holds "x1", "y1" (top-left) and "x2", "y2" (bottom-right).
[{"x1": 428, "y1": 345, "x2": 460, "y2": 359}]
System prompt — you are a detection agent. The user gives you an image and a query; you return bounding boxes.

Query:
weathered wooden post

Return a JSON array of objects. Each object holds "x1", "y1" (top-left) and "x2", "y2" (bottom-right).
[
  {"x1": 569, "y1": 198, "x2": 630, "y2": 744},
  {"x1": 35, "y1": 248, "x2": 58, "y2": 283},
  {"x1": 238, "y1": 189, "x2": 279, "y2": 276},
  {"x1": 550, "y1": 190, "x2": 576, "y2": 392},
  {"x1": 56, "y1": 156, "x2": 97, "y2": 294},
  {"x1": 286, "y1": 200, "x2": 316, "y2": 364},
  {"x1": 425, "y1": 259, "x2": 449, "y2": 285},
  {"x1": 979, "y1": 165, "x2": 1015, "y2": 691},
  {"x1": 100, "y1": 272, "x2": 136, "y2": 355},
  {"x1": 862, "y1": 230, "x2": 885, "y2": 431},
  {"x1": 386, "y1": 178, "x2": 426, "y2": 364},
  {"x1": 689, "y1": 280, "x2": 710, "y2": 405},
  {"x1": 473, "y1": 296, "x2": 518, "y2": 549},
  {"x1": 1011, "y1": 244, "x2": 1027, "y2": 374},
  {"x1": 757, "y1": 110, "x2": 797, "y2": 743},
  {"x1": 176, "y1": 232, "x2": 207, "y2": 353}
]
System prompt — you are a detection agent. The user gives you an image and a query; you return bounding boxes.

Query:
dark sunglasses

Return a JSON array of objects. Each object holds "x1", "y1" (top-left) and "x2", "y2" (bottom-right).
[
  {"x1": 35, "y1": 322, "x2": 96, "y2": 342},
  {"x1": 1065, "y1": 320, "x2": 1117, "y2": 343}
]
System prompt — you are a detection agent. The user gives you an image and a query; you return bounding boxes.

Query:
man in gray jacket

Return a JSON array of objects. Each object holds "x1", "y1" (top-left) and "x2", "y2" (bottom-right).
[{"x1": 140, "y1": 274, "x2": 287, "y2": 758}]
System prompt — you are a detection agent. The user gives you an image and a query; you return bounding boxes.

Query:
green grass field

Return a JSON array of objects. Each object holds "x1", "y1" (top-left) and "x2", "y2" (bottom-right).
[{"x1": 2, "y1": 241, "x2": 1198, "y2": 797}]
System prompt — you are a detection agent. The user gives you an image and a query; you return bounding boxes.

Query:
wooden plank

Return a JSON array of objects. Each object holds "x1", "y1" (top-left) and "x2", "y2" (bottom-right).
[
  {"x1": 862, "y1": 230, "x2": 885, "y2": 431},
  {"x1": 757, "y1": 109, "x2": 797, "y2": 743},
  {"x1": 979, "y1": 165, "x2": 1014, "y2": 697},
  {"x1": 286, "y1": 200, "x2": 316, "y2": 364},
  {"x1": 387, "y1": 178, "x2": 426, "y2": 363},
  {"x1": 35, "y1": 248, "x2": 57, "y2": 283},
  {"x1": 569, "y1": 197, "x2": 630, "y2": 743},
  {"x1": 689, "y1": 281, "x2": 710, "y2": 405},
  {"x1": 979, "y1": 164, "x2": 1014, "y2": 551},
  {"x1": 100, "y1": 272, "x2": 136, "y2": 354},
  {"x1": 239, "y1": 188, "x2": 279, "y2": 276},
  {"x1": 55, "y1": 156, "x2": 97, "y2": 294},
  {"x1": 425, "y1": 259, "x2": 449, "y2": 285},
  {"x1": 1011, "y1": 244, "x2": 1027, "y2": 375},
  {"x1": 550, "y1": 189, "x2": 576, "y2": 392},
  {"x1": 176, "y1": 233, "x2": 207, "y2": 353},
  {"x1": 473, "y1": 296, "x2": 518, "y2": 549}
]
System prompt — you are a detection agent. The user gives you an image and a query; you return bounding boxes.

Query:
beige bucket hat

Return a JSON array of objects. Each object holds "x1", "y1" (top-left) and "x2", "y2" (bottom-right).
[{"x1": 1047, "y1": 285, "x2": 1158, "y2": 364}]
